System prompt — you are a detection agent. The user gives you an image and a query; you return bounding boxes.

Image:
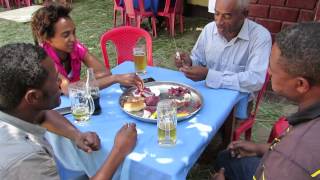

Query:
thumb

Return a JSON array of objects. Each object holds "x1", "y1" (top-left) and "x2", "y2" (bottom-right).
[
  {"x1": 218, "y1": 167, "x2": 225, "y2": 174},
  {"x1": 80, "y1": 140, "x2": 92, "y2": 153}
]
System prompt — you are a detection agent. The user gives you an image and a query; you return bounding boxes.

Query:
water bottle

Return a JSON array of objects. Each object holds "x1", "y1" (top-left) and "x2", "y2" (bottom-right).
[{"x1": 86, "y1": 68, "x2": 101, "y2": 115}]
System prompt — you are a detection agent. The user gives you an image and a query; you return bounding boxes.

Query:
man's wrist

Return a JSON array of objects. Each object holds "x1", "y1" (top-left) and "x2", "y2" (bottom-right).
[
  {"x1": 110, "y1": 146, "x2": 127, "y2": 160},
  {"x1": 110, "y1": 74, "x2": 118, "y2": 84},
  {"x1": 256, "y1": 143, "x2": 270, "y2": 156}
]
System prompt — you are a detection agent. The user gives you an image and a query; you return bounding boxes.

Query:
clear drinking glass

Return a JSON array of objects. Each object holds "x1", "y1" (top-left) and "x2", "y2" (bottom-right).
[
  {"x1": 86, "y1": 68, "x2": 101, "y2": 115},
  {"x1": 157, "y1": 99, "x2": 177, "y2": 146},
  {"x1": 133, "y1": 45, "x2": 147, "y2": 75},
  {"x1": 68, "y1": 81, "x2": 95, "y2": 125}
]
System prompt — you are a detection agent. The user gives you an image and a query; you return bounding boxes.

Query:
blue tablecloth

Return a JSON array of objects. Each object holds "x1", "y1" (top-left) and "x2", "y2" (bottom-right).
[{"x1": 46, "y1": 62, "x2": 244, "y2": 180}]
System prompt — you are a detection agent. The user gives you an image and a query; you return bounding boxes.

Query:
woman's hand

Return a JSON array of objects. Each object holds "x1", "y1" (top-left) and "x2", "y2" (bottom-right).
[
  {"x1": 59, "y1": 75, "x2": 70, "y2": 95},
  {"x1": 115, "y1": 73, "x2": 144, "y2": 90}
]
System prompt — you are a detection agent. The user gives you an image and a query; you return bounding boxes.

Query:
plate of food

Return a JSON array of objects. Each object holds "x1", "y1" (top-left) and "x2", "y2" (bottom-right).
[{"x1": 119, "y1": 81, "x2": 203, "y2": 123}]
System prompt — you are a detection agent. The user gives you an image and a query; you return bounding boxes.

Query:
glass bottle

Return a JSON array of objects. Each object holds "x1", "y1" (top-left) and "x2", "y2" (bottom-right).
[{"x1": 86, "y1": 68, "x2": 101, "y2": 115}]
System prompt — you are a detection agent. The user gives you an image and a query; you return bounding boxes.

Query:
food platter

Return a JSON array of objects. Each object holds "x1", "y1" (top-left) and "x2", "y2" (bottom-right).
[{"x1": 119, "y1": 81, "x2": 203, "y2": 123}]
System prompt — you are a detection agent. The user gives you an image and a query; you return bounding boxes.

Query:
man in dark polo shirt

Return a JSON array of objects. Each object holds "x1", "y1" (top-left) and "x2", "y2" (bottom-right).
[{"x1": 212, "y1": 22, "x2": 320, "y2": 180}]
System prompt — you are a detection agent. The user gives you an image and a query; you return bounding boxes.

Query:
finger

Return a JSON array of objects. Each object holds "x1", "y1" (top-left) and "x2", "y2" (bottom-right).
[
  {"x1": 180, "y1": 67, "x2": 191, "y2": 73},
  {"x1": 230, "y1": 150, "x2": 236, "y2": 157},
  {"x1": 89, "y1": 132, "x2": 100, "y2": 150},
  {"x1": 227, "y1": 141, "x2": 236, "y2": 150},
  {"x1": 79, "y1": 142, "x2": 92, "y2": 153},
  {"x1": 127, "y1": 123, "x2": 137, "y2": 131},
  {"x1": 218, "y1": 167, "x2": 225, "y2": 174},
  {"x1": 83, "y1": 132, "x2": 99, "y2": 149},
  {"x1": 134, "y1": 77, "x2": 144, "y2": 90},
  {"x1": 130, "y1": 122, "x2": 136, "y2": 127},
  {"x1": 185, "y1": 73, "x2": 198, "y2": 81}
]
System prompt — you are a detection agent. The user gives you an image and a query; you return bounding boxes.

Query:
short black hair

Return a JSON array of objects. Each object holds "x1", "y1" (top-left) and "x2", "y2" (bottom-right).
[
  {"x1": 0, "y1": 43, "x2": 49, "y2": 110},
  {"x1": 31, "y1": 3, "x2": 72, "y2": 44},
  {"x1": 275, "y1": 22, "x2": 320, "y2": 85}
]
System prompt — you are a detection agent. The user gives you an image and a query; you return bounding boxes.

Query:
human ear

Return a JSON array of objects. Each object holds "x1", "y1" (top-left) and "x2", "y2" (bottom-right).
[
  {"x1": 295, "y1": 77, "x2": 310, "y2": 94},
  {"x1": 24, "y1": 89, "x2": 43, "y2": 106}
]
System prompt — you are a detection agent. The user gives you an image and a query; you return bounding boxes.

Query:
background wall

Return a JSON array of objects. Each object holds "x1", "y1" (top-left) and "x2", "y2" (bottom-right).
[
  {"x1": 248, "y1": 0, "x2": 320, "y2": 41},
  {"x1": 186, "y1": 0, "x2": 320, "y2": 39}
]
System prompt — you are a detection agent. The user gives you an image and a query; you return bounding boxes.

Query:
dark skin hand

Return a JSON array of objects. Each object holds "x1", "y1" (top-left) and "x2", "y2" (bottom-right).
[
  {"x1": 174, "y1": 52, "x2": 208, "y2": 81},
  {"x1": 174, "y1": 52, "x2": 192, "y2": 68},
  {"x1": 113, "y1": 73, "x2": 144, "y2": 91},
  {"x1": 42, "y1": 110, "x2": 101, "y2": 153},
  {"x1": 113, "y1": 123, "x2": 137, "y2": 155},
  {"x1": 91, "y1": 123, "x2": 137, "y2": 180},
  {"x1": 211, "y1": 168, "x2": 225, "y2": 180},
  {"x1": 74, "y1": 131, "x2": 101, "y2": 153},
  {"x1": 227, "y1": 140, "x2": 270, "y2": 158},
  {"x1": 180, "y1": 66, "x2": 209, "y2": 81}
]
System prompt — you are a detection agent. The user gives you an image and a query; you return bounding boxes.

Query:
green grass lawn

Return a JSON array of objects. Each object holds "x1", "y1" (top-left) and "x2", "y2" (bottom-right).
[{"x1": 0, "y1": 0, "x2": 295, "y2": 179}]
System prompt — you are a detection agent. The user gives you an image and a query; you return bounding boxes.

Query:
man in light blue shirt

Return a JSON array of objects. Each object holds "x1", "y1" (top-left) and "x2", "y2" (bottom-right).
[{"x1": 176, "y1": 0, "x2": 272, "y2": 119}]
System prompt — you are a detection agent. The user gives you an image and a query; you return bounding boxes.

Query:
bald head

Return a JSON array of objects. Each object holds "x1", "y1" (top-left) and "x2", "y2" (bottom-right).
[
  {"x1": 215, "y1": 0, "x2": 248, "y2": 40},
  {"x1": 216, "y1": 0, "x2": 249, "y2": 11}
]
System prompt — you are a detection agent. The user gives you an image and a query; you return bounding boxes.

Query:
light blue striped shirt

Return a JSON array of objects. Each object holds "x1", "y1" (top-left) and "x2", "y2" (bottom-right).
[{"x1": 190, "y1": 19, "x2": 272, "y2": 93}]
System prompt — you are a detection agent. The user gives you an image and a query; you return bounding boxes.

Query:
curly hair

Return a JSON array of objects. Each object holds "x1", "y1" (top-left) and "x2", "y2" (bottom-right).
[
  {"x1": 31, "y1": 3, "x2": 71, "y2": 45},
  {"x1": 0, "y1": 43, "x2": 48, "y2": 110},
  {"x1": 275, "y1": 22, "x2": 320, "y2": 86}
]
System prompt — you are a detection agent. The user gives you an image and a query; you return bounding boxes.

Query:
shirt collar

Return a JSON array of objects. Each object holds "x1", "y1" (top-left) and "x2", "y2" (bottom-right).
[
  {"x1": 0, "y1": 111, "x2": 46, "y2": 137},
  {"x1": 213, "y1": 18, "x2": 250, "y2": 41},
  {"x1": 287, "y1": 101, "x2": 320, "y2": 126},
  {"x1": 237, "y1": 19, "x2": 250, "y2": 41}
]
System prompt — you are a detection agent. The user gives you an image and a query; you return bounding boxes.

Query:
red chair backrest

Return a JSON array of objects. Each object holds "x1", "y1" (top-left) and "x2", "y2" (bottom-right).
[
  {"x1": 268, "y1": 116, "x2": 289, "y2": 143},
  {"x1": 100, "y1": 26, "x2": 153, "y2": 69},
  {"x1": 251, "y1": 72, "x2": 270, "y2": 119},
  {"x1": 233, "y1": 72, "x2": 270, "y2": 141}
]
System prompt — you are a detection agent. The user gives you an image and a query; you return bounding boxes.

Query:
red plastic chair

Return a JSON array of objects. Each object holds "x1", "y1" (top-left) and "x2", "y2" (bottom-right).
[
  {"x1": 123, "y1": 0, "x2": 157, "y2": 37},
  {"x1": 15, "y1": 0, "x2": 31, "y2": 7},
  {"x1": 157, "y1": 0, "x2": 184, "y2": 36},
  {"x1": 0, "y1": 0, "x2": 11, "y2": 9},
  {"x1": 233, "y1": 73, "x2": 270, "y2": 141},
  {"x1": 267, "y1": 116, "x2": 289, "y2": 143},
  {"x1": 100, "y1": 26, "x2": 153, "y2": 69},
  {"x1": 113, "y1": 0, "x2": 125, "y2": 27}
]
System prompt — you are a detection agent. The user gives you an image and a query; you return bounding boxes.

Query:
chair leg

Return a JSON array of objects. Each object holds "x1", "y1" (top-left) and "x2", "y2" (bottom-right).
[
  {"x1": 4, "y1": 0, "x2": 10, "y2": 9},
  {"x1": 179, "y1": 15, "x2": 184, "y2": 34},
  {"x1": 121, "y1": 10, "x2": 125, "y2": 25},
  {"x1": 233, "y1": 132, "x2": 240, "y2": 141},
  {"x1": 136, "y1": 15, "x2": 141, "y2": 28},
  {"x1": 245, "y1": 128, "x2": 252, "y2": 141},
  {"x1": 170, "y1": 14, "x2": 175, "y2": 37},
  {"x1": 125, "y1": 15, "x2": 130, "y2": 26},
  {"x1": 16, "y1": 0, "x2": 20, "y2": 8},
  {"x1": 151, "y1": 16, "x2": 157, "y2": 38},
  {"x1": 165, "y1": 18, "x2": 170, "y2": 35},
  {"x1": 113, "y1": 10, "x2": 117, "y2": 27}
]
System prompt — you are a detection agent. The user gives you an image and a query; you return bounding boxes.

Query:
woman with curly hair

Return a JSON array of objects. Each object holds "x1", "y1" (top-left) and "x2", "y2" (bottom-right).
[{"x1": 31, "y1": 3, "x2": 143, "y2": 94}]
